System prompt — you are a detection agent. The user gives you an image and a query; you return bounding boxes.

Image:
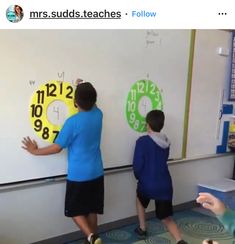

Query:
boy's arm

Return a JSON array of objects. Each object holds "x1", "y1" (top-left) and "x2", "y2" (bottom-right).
[
  {"x1": 22, "y1": 136, "x2": 62, "y2": 155},
  {"x1": 133, "y1": 140, "x2": 144, "y2": 179}
]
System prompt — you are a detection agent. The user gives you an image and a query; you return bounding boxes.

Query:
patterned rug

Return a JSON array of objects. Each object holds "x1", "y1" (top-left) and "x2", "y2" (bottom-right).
[{"x1": 67, "y1": 209, "x2": 235, "y2": 244}]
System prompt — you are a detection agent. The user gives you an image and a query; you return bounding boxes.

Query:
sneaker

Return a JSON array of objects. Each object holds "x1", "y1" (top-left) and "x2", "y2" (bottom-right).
[
  {"x1": 89, "y1": 234, "x2": 102, "y2": 244},
  {"x1": 203, "y1": 240, "x2": 214, "y2": 244},
  {"x1": 177, "y1": 240, "x2": 188, "y2": 244},
  {"x1": 134, "y1": 227, "x2": 147, "y2": 238}
]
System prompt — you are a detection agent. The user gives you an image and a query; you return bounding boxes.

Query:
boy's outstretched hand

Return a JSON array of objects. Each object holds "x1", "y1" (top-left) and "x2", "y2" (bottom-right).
[
  {"x1": 22, "y1": 137, "x2": 38, "y2": 154},
  {"x1": 196, "y1": 192, "x2": 226, "y2": 216}
]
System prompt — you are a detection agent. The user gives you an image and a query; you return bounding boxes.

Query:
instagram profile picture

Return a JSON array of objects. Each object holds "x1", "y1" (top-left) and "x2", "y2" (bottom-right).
[{"x1": 6, "y1": 5, "x2": 24, "y2": 23}]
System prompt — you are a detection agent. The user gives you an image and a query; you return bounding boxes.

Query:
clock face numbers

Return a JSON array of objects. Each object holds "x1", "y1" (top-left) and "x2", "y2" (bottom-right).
[
  {"x1": 126, "y1": 79, "x2": 163, "y2": 132},
  {"x1": 29, "y1": 80, "x2": 77, "y2": 143}
]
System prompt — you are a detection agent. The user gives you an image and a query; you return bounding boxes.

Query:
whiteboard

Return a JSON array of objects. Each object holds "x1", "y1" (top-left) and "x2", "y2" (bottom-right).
[{"x1": 0, "y1": 30, "x2": 191, "y2": 184}]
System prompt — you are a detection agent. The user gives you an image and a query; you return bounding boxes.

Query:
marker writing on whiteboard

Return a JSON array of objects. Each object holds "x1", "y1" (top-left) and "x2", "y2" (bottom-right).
[{"x1": 58, "y1": 72, "x2": 65, "y2": 82}]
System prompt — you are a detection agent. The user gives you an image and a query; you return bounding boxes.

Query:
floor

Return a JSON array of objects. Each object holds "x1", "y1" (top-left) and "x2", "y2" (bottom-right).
[{"x1": 66, "y1": 209, "x2": 235, "y2": 244}]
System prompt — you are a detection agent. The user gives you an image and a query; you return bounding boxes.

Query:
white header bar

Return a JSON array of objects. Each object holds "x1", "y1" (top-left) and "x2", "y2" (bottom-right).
[{"x1": 0, "y1": 0, "x2": 234, "y2": 29}]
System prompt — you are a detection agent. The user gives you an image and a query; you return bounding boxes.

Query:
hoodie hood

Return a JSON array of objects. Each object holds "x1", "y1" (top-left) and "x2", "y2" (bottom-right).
[{"x1": 148, "y1": 132, "x2": 170, "y2": 149}]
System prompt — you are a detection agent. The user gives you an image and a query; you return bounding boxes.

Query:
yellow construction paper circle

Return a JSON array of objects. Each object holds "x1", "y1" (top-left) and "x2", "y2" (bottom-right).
[{"x1": 29, "y1": 80, "x2": 77, "y2": 143}]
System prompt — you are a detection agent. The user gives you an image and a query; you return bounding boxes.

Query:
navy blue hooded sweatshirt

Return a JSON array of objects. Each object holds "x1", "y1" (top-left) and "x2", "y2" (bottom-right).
[{"x1": 133, "y1": 132, "x2": 173, "y2": 200}]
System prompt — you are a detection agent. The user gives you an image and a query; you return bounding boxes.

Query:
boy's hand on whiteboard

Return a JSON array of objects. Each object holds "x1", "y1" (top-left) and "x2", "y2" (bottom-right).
[
  {"x1": 22, "y1": 136, "x2": 38, "y2": 155},
  {"x1": 22, "y1": 137, "x2": 62, "y2": 155}
]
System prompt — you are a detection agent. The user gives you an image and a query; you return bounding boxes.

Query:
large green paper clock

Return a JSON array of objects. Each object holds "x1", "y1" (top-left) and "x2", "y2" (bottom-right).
[
  {"x1": 29, "y1": 80, "x2": 77, "y2": 143},
  {"x1": 126, "y1": 79, "x2": 163, "y2": 132}
]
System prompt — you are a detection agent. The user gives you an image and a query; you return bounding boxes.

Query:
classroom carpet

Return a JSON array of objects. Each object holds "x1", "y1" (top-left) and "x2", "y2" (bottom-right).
[{"x1": 66, "y1": 209, "x2": 235, "y2": 244}]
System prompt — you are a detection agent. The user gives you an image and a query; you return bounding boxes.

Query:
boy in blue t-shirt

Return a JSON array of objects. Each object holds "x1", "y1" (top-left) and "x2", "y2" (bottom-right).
[
  {"x1": 133, "y1": 110, "x2": 187, "y2": 244},
  {"x1": 22, "y1": 82, "x2": 103, "y2": 244}
]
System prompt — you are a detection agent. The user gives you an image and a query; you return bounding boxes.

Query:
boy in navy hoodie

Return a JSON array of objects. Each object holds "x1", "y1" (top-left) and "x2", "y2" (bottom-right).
[{"x1": 133, "y1": 110, "x2": 187, "y2": 244}]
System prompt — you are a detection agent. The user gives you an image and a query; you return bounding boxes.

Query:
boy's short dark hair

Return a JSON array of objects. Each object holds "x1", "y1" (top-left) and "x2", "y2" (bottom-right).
[
  {"x1": 146, "y1": 110, "x2": 165, "y2": 132},
  {"x1": 75, "y1": 82, "x2": 97, "y2": 111}
]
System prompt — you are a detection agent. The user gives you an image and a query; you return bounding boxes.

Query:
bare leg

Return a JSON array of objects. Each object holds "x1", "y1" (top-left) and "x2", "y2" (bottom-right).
[
  {"x1": 161, "y1": 217, "x2": 182, "y2": 242},
  {"x1": 136, "y1": 197, "x2": 146, "y2": 230},
  {"x1": 73, "y1": 216, "x2": 92, "y2": 237},
  {"x1": 87, "y1": 213, "x2": 98, "y2": 233}
]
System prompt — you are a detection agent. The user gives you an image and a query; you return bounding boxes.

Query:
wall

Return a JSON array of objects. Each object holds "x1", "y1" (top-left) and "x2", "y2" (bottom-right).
[
  {"x1": 187, "y1": 30, "x2": 232, "y2": 157},
  {"x1": 0, "y1": 154, "x2": 234, "y2": 244}
]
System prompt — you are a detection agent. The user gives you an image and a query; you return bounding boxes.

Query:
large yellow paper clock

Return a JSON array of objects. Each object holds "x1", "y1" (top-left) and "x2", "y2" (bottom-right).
[{"x1": 29, "y1": 80, "x2": 77, "y2": 143}]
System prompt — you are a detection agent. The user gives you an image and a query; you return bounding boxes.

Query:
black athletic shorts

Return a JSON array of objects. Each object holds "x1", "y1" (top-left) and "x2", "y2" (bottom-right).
[
  {"x1": 65, "y1": 176, "x2": 104, "y2": 217},
  {"x1": 137, "y1": 190, "x2": 173, "y2": 220}
]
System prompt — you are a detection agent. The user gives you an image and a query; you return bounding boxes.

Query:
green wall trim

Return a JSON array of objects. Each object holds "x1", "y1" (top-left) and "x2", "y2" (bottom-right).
[{"x1": 182, "y1": 30, "x2": 196, "y2": 158}]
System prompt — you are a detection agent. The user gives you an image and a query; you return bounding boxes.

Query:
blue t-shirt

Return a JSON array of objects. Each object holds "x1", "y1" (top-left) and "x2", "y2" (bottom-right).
[
  {"x1": 133, "y1": 135, "x2": 173, "y2": 200},
  {"x1": 55, "y1": 106, "x2": 104, "y2": 182}
]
